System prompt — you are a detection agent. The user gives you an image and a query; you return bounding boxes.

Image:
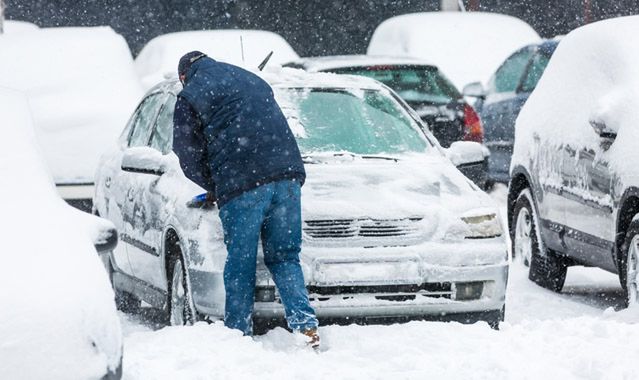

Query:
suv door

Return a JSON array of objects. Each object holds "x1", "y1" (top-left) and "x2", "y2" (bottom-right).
[
  {"x1": 119, "y1": 92, "x2": 166, "y2": 283},
  {"x1": 560, "y1": 127, "x2": 616, "y2": 270},
  {"x1": 125, "y1": 94, "x2": 177, "y2": 290},
  {"x1": 480, "y1": 46, "x2": 535, "y2": 182}
]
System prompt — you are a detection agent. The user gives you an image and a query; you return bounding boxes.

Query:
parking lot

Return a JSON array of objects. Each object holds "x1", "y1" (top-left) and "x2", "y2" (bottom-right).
[{"x1": 118, "y1": 186, "x2": 638, "y2": 380}]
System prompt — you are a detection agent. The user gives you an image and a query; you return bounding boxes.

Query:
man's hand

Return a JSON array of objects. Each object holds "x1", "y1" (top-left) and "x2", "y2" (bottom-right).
[{"x1": 186, "y1": 192, "x2": 217, "y2": 209}]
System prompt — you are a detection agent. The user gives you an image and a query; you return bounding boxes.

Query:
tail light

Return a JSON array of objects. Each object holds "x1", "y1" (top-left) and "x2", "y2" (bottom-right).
[{"x1": 462, "y1": 103, "x2": 484, "y2": 143}]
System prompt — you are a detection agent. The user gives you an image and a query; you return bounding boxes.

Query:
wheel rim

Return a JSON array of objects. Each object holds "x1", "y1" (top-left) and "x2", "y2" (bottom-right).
[
  {"x1": 514, "y1": 207, "x2": 533, "y2": 265},
  {"x1": 170, "y1": 260, "x2": 187, "y2": 326},
  {"x1": 626, "y1": 235, "x2": 639, "y2": 306}
]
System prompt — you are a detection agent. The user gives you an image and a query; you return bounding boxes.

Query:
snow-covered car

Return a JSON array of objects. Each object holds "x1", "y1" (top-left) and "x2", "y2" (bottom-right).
[
  {"x1": 0, "y1": 89, "x2": 122, "y2": 379},
  {"x1": 472, "y1": 39, "x2": 559, "y2": 185},
  {"x1": 367, "y1": 12, "x2": 540, "y2": 89},
  {"x1": 0, "y1": 26, "x2": 144, "y2": 211},
  {"x1": 283, "y1": 55, "x2": 490, "y2": 188},
  {"x1": 135, "y1": 29, "x2": 299, "y2": 90},
  {"x1": 508, "y1": 16, "x2": 639, "y2": 307},
  {"x1": 94, "y1": 68, "x2": 508, "y2": 329}
]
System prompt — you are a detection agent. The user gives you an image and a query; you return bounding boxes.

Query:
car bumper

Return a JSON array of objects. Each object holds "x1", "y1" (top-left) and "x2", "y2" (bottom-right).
[{"x1": 190, "y1": 237, "x2": 508, "y2": 321}]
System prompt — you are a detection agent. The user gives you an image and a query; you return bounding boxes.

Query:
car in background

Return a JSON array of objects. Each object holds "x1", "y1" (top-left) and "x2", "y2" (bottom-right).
[
  {"x1": 2, "y1": 20, "x2": 39, "y2": 33},
  {"x1": 0, "y1": 26, "x2": 144, "y2": 212},
  {"x1": 284, "y1": 55, "x2": 489, "y2": 188},
  {"x1": 465, "y1": 39, "x2": 559, "y2": 184},
  {"x1": 94, "y1": 68, "x2": 508, "y2": 330},
  {"x1": 0, "y1": 88, "x2": 122, "y2": 380},
  {"x1": 508, "y1": 16, "x2": 639, "y2": 307},
  {"x1": 135, "y1": 29, "x2": 299, "y2": 90},
  {"x1": 367, "y1": 12, "x2": 540, "y2": 90}
]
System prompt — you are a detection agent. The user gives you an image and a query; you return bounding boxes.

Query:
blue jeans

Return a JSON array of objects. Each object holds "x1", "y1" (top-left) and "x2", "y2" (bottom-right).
[{"x1": 219, "y1": 179, "x2": 318, "y2": 335}]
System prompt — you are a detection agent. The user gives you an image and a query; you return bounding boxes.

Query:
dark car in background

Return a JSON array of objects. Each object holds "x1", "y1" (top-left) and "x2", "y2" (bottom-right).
[
  {"x1": 465, "y1": 40, "x2": 559, "y2": 185},
  {"x1": 285, "y1": 55, "x2": 489, "y2": 188}
]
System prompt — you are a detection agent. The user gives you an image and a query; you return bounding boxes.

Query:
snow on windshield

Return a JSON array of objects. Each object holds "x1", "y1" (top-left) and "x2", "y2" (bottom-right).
[{"x1": 275, "y1": 87, "x2": 428, "y2": 155}]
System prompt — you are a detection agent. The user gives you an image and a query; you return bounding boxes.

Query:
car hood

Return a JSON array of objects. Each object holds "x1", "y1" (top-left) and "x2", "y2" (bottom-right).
[{"x1": 301, "y1": 154, "x2": 495, "y2": 240}]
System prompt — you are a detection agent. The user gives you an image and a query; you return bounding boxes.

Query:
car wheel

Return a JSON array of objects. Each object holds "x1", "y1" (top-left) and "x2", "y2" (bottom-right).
[
  {"x1": 620, "y1": 220, "x2": 639, "y2": 308},
  {"x1": 512, "y1": 189, "x2": 567, "y2": 292},
  {"x1": 167, "y1": 246, "x2": 196, "y2": 326}
]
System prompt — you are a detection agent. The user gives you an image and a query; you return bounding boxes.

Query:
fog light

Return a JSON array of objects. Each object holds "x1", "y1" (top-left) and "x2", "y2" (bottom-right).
[
  {"x1": 255, "y1": 287, "x2": 276, "y2": 302},
  {"x1": 455, "y1": 282, "x2": 484, "y2": 301}
]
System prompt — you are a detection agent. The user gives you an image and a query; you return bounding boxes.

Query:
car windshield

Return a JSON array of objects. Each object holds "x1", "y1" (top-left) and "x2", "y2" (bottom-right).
[
  {"x1": 329, "y1": 66, "x2": 462, "y2": 104},
  {"x1": 276, "y1": 87, "x2": 429, "y2": 155}
]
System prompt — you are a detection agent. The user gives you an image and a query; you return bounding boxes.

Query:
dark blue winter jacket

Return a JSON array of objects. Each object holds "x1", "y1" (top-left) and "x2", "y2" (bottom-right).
[{"x1": 174, "y1": 57, "x2": 305, "y2": 208}]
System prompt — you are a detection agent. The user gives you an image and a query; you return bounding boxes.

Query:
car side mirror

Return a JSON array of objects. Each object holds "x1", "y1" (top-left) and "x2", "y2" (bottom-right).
[
  {"x1": 589, "y1": 118, "x2": 617, "y2": 150},
  {"x1": 462, "y1": 82, "x2": 486, "y2": 99},
  {"x1": 446, "y1": 141, "x2": 487, "y2": 167},
  {"x1": 121, "y1": 147, "x2": 169, "y2": 176},
  {"x1": 95, "y1": 228, "x2": 118, "y2": 254}
]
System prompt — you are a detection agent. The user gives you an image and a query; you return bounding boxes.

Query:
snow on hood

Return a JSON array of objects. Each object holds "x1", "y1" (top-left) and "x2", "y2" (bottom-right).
[
  {"x1": 301, "y1": 153, "x2": 494, "y2": 240},
  {"x1": 135, "y1": 29, "x2": 300, "y2": 90},
  {"x1": 512, "y1": 15, "x2": 639, "y2": 184},
  {"x1": 367, "y1": 12, "x2": 540, "y2": 88},
  {"x1": 0, "y1": 26, "x2": 144, "y2": 184},
  {"x1": 0, "y1": 89, "x2": 122, "y2": 379}
]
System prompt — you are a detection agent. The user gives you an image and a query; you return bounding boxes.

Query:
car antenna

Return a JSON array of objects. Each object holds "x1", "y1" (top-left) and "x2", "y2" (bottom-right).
[
  {"x1": 240, "y1": 35, "x2": 245, "y2": 64},
  {"x1": 258, "y1": 51, "x2": 274, "y2": 71}
]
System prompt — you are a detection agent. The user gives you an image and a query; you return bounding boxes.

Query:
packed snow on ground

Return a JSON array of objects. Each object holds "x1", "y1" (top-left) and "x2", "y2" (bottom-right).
[
  {"x1": 135, "y1": 30, "x2": 300, "y2": 89},
  {"x1": 0, "y1": 89, "x2": 122, "y2": 379},
  {"x1": 0, "y1": 26, "x2": 143, "y2": 184},
  {"x1": 367, "y1": 12, "x2": 540, "y2": 88},
  {"x1": 119, "y1": 185, "x2": 637, "y2": 379},
  {"x1": 512, "y1": 15, "x2": 639, "y2": 191}
]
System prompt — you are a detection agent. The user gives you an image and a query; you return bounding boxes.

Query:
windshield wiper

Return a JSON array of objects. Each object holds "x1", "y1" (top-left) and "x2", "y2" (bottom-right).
[{"x1": 302, "y1": 152, "x2": 399, "y2": 163}]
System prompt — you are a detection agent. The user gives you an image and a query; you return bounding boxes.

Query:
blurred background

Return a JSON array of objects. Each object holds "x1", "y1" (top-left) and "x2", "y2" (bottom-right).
[{"x1": 4, "y1": 0, "x2": 639, "y2": 56}]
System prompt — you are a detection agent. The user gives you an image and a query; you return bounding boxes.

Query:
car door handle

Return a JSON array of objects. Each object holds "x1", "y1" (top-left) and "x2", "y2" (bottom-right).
[
  {"x1": 105, "y1": 176, "x2": 112, "y2": 189},
  {"x1": 127, "y1": 188, "x2": 135, "y2": 202}
]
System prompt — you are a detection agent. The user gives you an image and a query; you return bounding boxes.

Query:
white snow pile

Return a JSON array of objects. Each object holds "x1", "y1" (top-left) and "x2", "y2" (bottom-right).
[
  {"x1": 2, "y1": 20, "x2": 39, "y2": 34},
  {"x1": 0, "y1": 89, "x2": 122, "y2": 379},
  {"x1": 367, "y1": 12, "x2": 540, "y2": 88},
  {"x1": 135, "y1": 30, "x2": 300, "y2": 89},
  {"x1": 512, "y1": 15, "x2": 639, "y2": 184},
  {"x1": 0, "y1": 26, "x2": 144, "y2": 185}
]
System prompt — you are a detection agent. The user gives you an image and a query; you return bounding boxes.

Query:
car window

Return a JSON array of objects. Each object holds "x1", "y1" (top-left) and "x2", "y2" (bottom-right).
[
  {"x1": 520, "y1": 52, "x2": 551, "y2": 93},
  {"x1": 329, "y1": 66, "x2": 462, "y2": 104},
  {"x1": 276, "y1": 87, "x2": 429, "y2": 155},
  {"x1": 149, "y1": 95, "x2": 177, "y2": 154},
  {"x1": 128, "y1": 93, "x2": 165, "y2": 147},
  {"x1": 488, "y1": 47, "x2": 534, "y2": 94}
]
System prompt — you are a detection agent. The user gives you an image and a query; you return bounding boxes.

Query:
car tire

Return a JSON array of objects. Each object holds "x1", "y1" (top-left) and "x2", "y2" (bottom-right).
[
  {"x1": 619, "y1": 219, "x2": 639, "y2": 308},
  {"x1": 512, "y1": 189, "x2": 567, "y2": 292},
  {"x1": 167, "y1": 244, "x2": 196, "y2": 326},
  {"x1": 485, "y1": 306, "x2": 505, "y2": 330}
]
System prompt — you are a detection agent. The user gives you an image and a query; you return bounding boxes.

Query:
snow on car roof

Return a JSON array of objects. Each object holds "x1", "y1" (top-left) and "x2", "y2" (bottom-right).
[
  {"x1": 512, "y1": 15, "x2": 639, "y2": 180},
  {"x1": 0, "y1": 26, "x2": 143, "y2": 184},
  {"x1": 3, "y1": 20, "x2": 39, "y2": 34},
  {"x1": 135, "y1": 29, "x2": 300, "y2": 90},
  {"x1": 159, "y1": 66, "x2": 387, "y2": 95},
  {"x1": 367, "y1": 12, "x2": 541, "y2": 88},
  {"x1": 285, "y1": 55, "x2": 437, "y2": 72}
]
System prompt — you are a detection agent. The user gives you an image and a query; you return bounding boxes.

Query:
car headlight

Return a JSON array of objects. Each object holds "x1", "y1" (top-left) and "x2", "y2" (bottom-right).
[{"x1": 461, "y1": 213, "x2": 502, "y2": 238}]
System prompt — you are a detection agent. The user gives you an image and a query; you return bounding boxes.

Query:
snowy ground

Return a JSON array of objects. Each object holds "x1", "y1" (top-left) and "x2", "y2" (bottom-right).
[{"x1": 120, "y1": 185, "x2": 639, "y2": 379}]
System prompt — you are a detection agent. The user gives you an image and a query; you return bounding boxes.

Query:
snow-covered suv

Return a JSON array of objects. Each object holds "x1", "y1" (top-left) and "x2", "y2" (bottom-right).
[{"x1": 508, "y1": 16, "x2": 639, "y2": 307}]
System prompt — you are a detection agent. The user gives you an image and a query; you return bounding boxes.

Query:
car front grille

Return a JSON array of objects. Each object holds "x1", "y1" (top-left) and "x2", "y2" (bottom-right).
[
  {"x1": 303, "y1": 218, "x2": 422, "y2": 239},
  {"x1": 307, "y1": 283, "x2": 453, "y2": 302}
]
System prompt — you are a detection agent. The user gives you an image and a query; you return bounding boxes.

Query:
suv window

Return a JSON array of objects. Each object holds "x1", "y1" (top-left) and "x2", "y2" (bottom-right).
[
  {"x1": 488, "y1": 47, "x2": 534, "y2": 93},
  {"x1": 149, "y1": 95, "x2": 177, "y2": 154},
  {"x1": 520, "y1": 52, "x2": 551, "y2": 93},
  {"x1": 128, "y1": 93, "x2": 165, "y2": 147}
]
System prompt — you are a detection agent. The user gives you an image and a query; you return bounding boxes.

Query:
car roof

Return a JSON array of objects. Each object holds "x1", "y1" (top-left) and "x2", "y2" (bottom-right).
[
  {"x1": 151, "y1": 66, "x2": 388, "y2": 96},
  {"x1": 284, "y1": 55, "x2": 438, "y2": 72}
]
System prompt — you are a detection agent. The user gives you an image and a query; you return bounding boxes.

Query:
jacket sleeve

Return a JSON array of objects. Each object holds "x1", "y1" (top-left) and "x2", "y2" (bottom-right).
[{"x1": 172, "y1": 95, "x2": 217, "y2": 195}]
